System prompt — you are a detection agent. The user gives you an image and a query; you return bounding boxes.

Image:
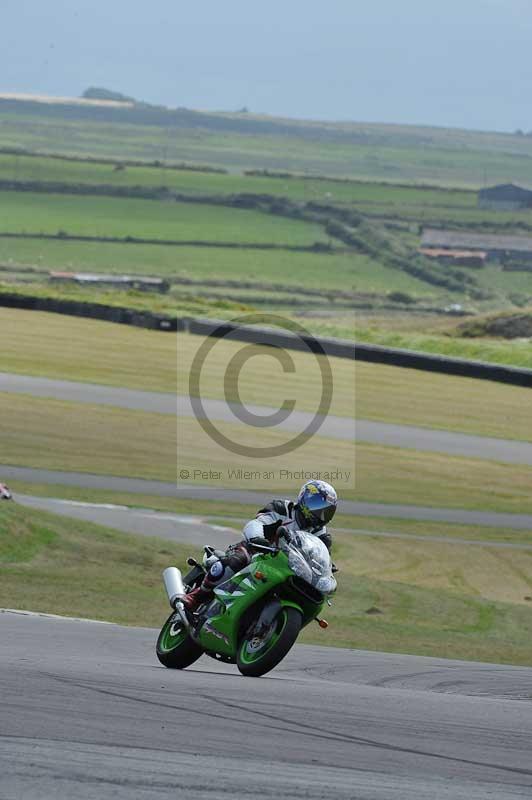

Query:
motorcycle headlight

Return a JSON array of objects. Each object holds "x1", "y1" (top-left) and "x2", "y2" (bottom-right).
[{"x1": 315, "y1": 575, "x2": 337, "y2": 594}]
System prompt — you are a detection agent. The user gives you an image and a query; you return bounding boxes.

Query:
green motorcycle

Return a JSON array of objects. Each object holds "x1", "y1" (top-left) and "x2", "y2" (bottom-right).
[{"x1": 156, "y1": 530, "x2": 337, "y2": 677}]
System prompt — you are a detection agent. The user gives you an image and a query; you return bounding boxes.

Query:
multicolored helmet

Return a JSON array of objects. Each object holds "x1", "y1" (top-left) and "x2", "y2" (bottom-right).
[{"x1": 296, "y1": 480, "x2": 337, "y2": 529}]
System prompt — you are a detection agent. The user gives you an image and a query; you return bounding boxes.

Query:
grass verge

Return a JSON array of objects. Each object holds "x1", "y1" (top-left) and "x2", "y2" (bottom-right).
[
  {"x1": 0, "y1": 502, "x2": 190, "y2": 625},
  {"x1": 355, "y1": 325, "x2": 532, "y2": 370}
]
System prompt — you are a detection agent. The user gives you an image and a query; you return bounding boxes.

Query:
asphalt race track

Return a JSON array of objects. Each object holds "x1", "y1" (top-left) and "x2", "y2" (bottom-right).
[
  {"x1": 4, "y1": 371, "x2": 532, "y2": 465},
  {"x1": 5, "y1": 464, "x2": 532, "y2": 529},
  {"x1": 16, "y1": 493, "x2": 239, "y2": 550},
  {"x1": 1, "y1": 612, "x2": 532, "y2": 800}
]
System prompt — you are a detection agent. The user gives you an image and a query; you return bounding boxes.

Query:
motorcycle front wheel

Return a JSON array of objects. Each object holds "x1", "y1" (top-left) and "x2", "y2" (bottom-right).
[
  {"x1": 156, "y1": 611, "x2": 203, "y2": 669},
  {"x1": 237, "y1": 607, "x2": 302, "y2": 677}
]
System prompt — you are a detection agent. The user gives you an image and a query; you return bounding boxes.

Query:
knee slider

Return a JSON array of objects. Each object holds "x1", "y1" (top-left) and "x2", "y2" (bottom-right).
[{"x1": 207, "y1": 560, "x2": 225, "y2": 582}]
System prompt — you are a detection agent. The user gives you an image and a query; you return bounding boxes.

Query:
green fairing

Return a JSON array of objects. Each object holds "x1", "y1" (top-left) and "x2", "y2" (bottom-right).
[{"x1": 195, "y1": 551, "x2": 323, "y2": 658}]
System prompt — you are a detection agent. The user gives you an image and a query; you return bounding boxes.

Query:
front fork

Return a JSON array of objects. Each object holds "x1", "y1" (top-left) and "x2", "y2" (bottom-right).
[{"x1": 251, "y1": 597, "x2": 303, "y2": 636}]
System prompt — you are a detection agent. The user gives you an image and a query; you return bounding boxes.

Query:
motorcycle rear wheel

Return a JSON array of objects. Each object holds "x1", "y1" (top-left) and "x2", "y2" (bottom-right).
[
  {"x1": 156, "y1": 612, "x2": 203, "y2": 669},
  {"x1": 237, "y1": 607, "x2": 302, "y2": 677}
]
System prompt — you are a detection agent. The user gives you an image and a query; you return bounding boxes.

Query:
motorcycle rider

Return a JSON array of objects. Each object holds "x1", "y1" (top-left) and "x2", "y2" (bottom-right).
[{"x1": 182, "y1": 479, "x2": 337, "y2": 612}]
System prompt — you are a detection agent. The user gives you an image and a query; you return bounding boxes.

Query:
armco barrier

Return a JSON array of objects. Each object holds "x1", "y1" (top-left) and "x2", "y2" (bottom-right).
[
  {"x1": 354, "y1": 341, "x2": 532, "y2": 387},
  {"x1": 184, "y1": 317, "x2": 532, "y2": 388},
  {"x1": 185, "y1": 316, "x2": 356, "y2": 359},
  {"x1": 0, "y1": 292, "x2": 182, "y2": 332},
  {"x1": 2, "y1": 295, "x2": 531, "y2": 387}
]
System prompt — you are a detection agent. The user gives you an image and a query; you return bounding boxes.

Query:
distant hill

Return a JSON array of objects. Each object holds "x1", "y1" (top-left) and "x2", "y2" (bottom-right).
[
  {"x1": 82, "y1": 87, "x2": 138, "y2": 105},
  {"x1": 0, "y1": 91, "x2": 134, "y2": 109},
  {"x1": 3, "y1": 92, "x2": 532, "y2": 186}
]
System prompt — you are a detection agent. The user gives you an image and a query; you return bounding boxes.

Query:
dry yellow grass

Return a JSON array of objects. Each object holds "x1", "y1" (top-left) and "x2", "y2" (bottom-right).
[
  {"x1": 0, "y1": 308, "x2": 355, "y2": 418},
  {"x1": 3, "y1": 392, "x2": 532, "y2": 512},
  {"x1": 0, "y1": 392, "x2": 356, "y2": 496},
  {"x1": 355, "y1": 361, "x2": 532, "y2": 442},
  {"x1": 0, "y1": 393, "x2": 175, "y2": 481},
  {"x1": 335, "y1": 531, "x2": 532, "y2": 606},
  {"x1": 2, "y1": 308, "x2": 531, "y2": 441},
  {"x1": 0, "y1": 308, "x2": 178, "y2": 391}
]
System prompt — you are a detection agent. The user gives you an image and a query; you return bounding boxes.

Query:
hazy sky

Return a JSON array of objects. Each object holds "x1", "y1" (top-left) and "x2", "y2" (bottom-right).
[{"x1": 3, "y1": 0, "x2": 532, "y2": 132}]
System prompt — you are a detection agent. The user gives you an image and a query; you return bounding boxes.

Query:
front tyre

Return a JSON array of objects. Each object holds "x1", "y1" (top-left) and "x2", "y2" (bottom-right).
[
  {"x1": 156, "y1": 612, "x2": 203, "y2": 669},
  {"x1": 237, "y1": 607, "x2": 302, "y2": 677}
]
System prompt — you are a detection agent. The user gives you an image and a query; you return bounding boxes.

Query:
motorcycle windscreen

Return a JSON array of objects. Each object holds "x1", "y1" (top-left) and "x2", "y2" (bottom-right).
[{"x1": 283, "y1": 532, "x2": 337, "y2": 594}]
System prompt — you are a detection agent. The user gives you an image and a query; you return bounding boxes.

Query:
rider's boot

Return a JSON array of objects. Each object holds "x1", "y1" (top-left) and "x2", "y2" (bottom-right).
[
  {"x1": 181, "y1": 586, "x2": 210, "y2": 612},
  {"x1": 181, "y1": 575, "x2": 217, "y2": 612}
]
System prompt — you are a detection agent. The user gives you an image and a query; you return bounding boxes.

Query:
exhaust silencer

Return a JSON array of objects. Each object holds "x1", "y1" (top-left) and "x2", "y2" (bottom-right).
[{"x1": 163, "y1": 566, "x2": 186, "y2": 608}]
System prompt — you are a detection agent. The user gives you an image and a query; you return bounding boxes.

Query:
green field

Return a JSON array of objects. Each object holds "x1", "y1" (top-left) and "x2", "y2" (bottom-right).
[
  {"x1": 476, "y1": 264, "x2": 532, "y2": 296},
  {"x1": 0, "y1": 191, "x2": 332, "y2": 247},
  {"x1": 2, "y1": 148, "x2": 532, "y2": 320},
  {"x1": 363, "y1": 203, "x2": 532, "y2": 231},
  {"x1": 0, "y1": 238, "x2": 429, "y2": 294},
  {"x1": 0, "y1": 151, "x2": 477, "y2": 207},
  {"x1": 3, "y1": 502, "x2": 532, "y2": 665},
  {"x1": 3, "y1": 151, "x2": 532, "y2": 233}
]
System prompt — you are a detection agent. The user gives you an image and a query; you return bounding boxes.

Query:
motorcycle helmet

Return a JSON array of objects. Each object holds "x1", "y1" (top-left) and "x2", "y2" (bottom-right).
[{"x1": 295, "y1": 480, "x2": 337, "y2": 530}]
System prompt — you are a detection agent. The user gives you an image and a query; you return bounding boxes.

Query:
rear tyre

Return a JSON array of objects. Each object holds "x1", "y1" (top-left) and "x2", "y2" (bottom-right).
[
  {"x1": 156, "y1": 611, "x2": 203, "y2": 669},
  {"x1": 237, "y1": 607, "x2": 302, "y2": 677}
]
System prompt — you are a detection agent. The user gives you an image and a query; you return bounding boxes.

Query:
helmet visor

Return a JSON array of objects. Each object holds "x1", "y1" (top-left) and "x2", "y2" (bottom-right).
[{"x1": 305, "y1": 493, "x2": 336, "y2": 524}]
